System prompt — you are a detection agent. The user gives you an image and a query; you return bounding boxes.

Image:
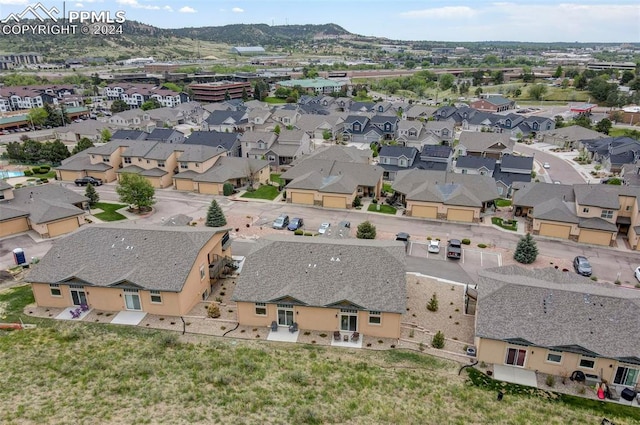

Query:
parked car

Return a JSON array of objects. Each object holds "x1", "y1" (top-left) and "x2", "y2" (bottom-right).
[
  {"x1": 543, "y1": 162, "x2": 551, "y2": 169},
  {"x1": 573, "y1": 256, "x2": 592, "y2": 276},
  {"x1": 428, "y1": 240, "x2": 440, "y2": 253},
  {"x1": 446, "y1": 239, "x2": 462, "y2": 259},
  {"x1": 74, "y1": 176, "x2": 103, "y2": 186},
  {"x1": 635, "y1": 266, "x2": 640, "y2": 282},
  {"x1": 287, "y1": 217, "x2": 304, "y2": 231},
  {"x1": 272, "y1": 214, "x2": 289, "y2": 230},
  {"x1": 395, "y1": 232, "x2": 410, "y2": 251},
  {"x1": 318, "y1": 222, "x2": 331, "y2": 234}
]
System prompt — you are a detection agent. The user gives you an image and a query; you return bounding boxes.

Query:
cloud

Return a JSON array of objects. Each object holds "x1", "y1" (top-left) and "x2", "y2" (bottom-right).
[
  {"x1": 400, "y1": 6, "x2": 477, "y2": 19},
  {"x1": 163, "y1": 5, "x2": 172, "y2": 12},
  {"x1": 179, "y1": 6, "x2": 196, "y2": 13},
  {"x1": 115, "y1": 0, "x2": 164, "y2": 10},
  {"x1": 231, "y1": 7, "x2": 244, "y2": 13}
]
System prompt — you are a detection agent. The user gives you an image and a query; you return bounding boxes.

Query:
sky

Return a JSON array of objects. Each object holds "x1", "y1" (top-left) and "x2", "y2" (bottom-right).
[{"x1": 0, "y1": 0, "x2": 639, "y2": 43}]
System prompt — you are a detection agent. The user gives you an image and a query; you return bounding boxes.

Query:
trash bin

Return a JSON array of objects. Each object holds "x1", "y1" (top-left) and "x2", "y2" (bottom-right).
[
  {"x1": 13, "y1": 248, "x2": 26, "y2": 265},
  {"x1": 497, "y1": 391, "x2": 504, "y2": 401}
]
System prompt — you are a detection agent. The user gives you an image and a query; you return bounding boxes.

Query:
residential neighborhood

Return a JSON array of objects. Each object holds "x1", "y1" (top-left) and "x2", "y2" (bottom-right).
[{"x1": 1, "y1": 6, "x2": 640, "y2": 422}]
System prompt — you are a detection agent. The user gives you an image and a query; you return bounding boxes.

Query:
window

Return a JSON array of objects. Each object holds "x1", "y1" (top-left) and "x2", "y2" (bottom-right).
[
  {"x1": 150, "y1": 290, "x2": 162, "y2": 304},
  {"x1": 102, "y1": 156, "x2": 110, "y2": 163},
  {"x1": 600, "y1": 209, "x2": 614, "y2": 219},
  {"x1": 582, "y1": 207, "x2": 589, "y2": 213},
  {"x1": 255, "y1": 302, "x2": 267, "y2": 316},
  {"x1": 180, "y1": 162, "x2": 188, "y2": 169},
  {"x1": 614, "y1": 365, "x2": 639, "y2": 387},
  {"x1": 626, "y1": 206, "x2": 631, "y2": 211},
  {"x1": 546, "y1": 350, "x2": 563, "y2": 364},
  {"x1": 124, "y1": 157, "x2": 131, "y2": 164},
  {"x1": 157, "y1": 162, "x2": 165, "y2": 168},
  {"x1": 368, "y1": 311, "x2": 381, "y2": 325},
  {"x1": 579, "y1": 356, "x2": 596, "y2": 369},
  {"x1": 505, "y1": 347, "x2": 527, "y2": 367},
  {"x1": 49, "y1": 283, "x2": 61, "y2": 297}
]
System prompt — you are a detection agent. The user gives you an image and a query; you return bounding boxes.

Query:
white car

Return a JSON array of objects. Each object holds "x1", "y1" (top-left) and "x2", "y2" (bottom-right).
[
  {"x1": 427, "y1": 240, "x2": 440, "y2": 253},
  {"x1": 635, "y1": 266, "x2": 640, "y2": 282},
  {"x1": 318, "y1": 222, "x2": 331, "y2": 234},
  {"x1": 543, "y1": 162, "x2": 550, "y2": 169}
]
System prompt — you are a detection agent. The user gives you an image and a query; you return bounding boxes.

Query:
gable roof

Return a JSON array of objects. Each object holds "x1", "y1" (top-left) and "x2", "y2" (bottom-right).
[
  {"x1": 111, "y1": 129, "x2": 148, "y2": 140},
  {"x1": 455, "y1": 156, "x2": 496, "y2": 170},
  {"x1": 393, "y1": 169, "x2": 498, "y2": 206},
  {"x1": 27, "y1": 224, "x2": 229, "y2": 292},
  {"x1": 458, "y1": 132, "x2": 514, "y2": 152},
  {"x1": 476, "y1": 266, "x2": 640, "y2": 360},
  {"x1": 192, "y1": 157, "x2": 269, "y2": 183},
  {"x1": 379, "y1": 145, "x2": 418, "y2": 160},
  {"x1": 538, "y1": 125, "x2": 607, "y2": 142},
  {"x1": 500, "y1": 154, "x2": 534, "y2": 170},
  {"x1": 282, "y1": 159, "x2": 383, "y2": 192},
  {"x1": 231, "y1": 235, "x2": 407, "y2": 313},
  {"x1": 1, "y1": 185, "x2": 87, "y2": 224},
  {"x1": 184, "y1": 130, "x2": 239, "y2": 152},
  {"x1": 205, "y1": 110, "x2": 247, "y2": 126},
  {"x1": 297, "y1": 145, "x2": 370, "y2": 164},
  {"x1": 513, "y1": 182, "x2": 576, "y2": 207}
]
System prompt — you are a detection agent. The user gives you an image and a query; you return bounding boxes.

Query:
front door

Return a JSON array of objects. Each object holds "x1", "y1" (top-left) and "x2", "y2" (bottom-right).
[
  {"x1": 124, "y1": 289, "x2": 142, "y2": 311},
  {"x1": 505, "y1": 347, "x2": 527, "y2": 367},
  {"x1": 277, "y1": 307, "x2": 294, "y2": 326},
  {"x1": 614, "y1": 365, "x2": 639, "y2": 387},
  {"x1": 340, "y1": 310, "x2": 358, "y2": 332},
  {"x1": 70, "y1": 287, "x2": 87, "y2": 306}
]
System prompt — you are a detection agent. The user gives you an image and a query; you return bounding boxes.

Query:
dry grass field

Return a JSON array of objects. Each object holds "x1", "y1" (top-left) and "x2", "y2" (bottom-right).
[{"x1": 1, "y1": 285, "x2": 638, "y2": 425}]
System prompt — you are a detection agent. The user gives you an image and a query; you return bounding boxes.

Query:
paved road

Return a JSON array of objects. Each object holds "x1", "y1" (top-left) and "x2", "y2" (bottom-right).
[
  {"x1": 515, "y1": 143, "x2": 587, "y2": 185},
  {"x1": 2, "y1": 182, "x2": 639, "y2": 286}
]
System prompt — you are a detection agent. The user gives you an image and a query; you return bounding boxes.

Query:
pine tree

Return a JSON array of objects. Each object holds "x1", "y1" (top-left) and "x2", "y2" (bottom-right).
[
  {"x1": 356, "y1": 220, "x2": 376, "y2": 239},
  {"x1": 426, "y1": 293, "x2": 438, "y2": 312},
  {"x1": 514, "y1": 233, "x2": 539, "y2": 264},
  {"x1": 84, "y1": 183, "x2": 99, "y2": 207},
  {"x1": 432, "y1": 331, "x2": 445, "y2": 349},
  {"x1": 205, "y1": 199, "x2": 227, "y2": 227}
]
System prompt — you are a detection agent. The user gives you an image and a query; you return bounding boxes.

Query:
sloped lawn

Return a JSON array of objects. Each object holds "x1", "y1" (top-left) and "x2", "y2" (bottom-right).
[{"x1": 92, "y1": 202, "x2": 128, "y2": 221}]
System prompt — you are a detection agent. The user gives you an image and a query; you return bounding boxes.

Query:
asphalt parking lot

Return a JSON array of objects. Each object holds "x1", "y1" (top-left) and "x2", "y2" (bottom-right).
[{"x1": 408, "y1": 241, "x2": 502, "y2": 267}]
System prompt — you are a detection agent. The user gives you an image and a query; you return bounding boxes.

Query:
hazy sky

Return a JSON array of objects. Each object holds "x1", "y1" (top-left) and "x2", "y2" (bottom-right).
[{"x1": 1, "y1": 0, "x2": 639, "y2": 42}]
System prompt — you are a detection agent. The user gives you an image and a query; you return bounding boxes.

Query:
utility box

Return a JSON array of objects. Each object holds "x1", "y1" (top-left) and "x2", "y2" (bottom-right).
[{"x1": 13, "y1": 248, "x2": 26, "y2": 266}]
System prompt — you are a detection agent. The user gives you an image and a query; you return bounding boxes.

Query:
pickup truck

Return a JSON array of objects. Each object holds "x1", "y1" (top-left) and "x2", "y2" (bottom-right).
[
  {"x1": 74, "y1": 176, "x2": 103, "y2": 186},
  {"x1": 446, "y1": 239, "x2": 462, "y2": 259}
]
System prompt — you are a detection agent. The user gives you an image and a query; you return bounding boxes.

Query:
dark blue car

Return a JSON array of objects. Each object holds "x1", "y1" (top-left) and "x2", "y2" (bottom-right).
[{"x1": 287, "y1": 217, "x2": 304, "y2": 231}]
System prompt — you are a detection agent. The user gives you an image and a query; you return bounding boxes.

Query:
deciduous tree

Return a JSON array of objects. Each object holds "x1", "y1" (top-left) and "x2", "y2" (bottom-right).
[
  {"x1": 72, "y1": 137, "x2": 94, "y2": 155},
  {"x1": 115, "y1": 173, "x2": 156, "y2": 211}
]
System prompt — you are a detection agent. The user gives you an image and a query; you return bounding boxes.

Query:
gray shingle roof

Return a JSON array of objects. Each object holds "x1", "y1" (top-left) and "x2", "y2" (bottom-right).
[
  {"x1": 476, "y1": 266, "x2": 640, "y2": 360},
  {"x1": 455, "y1": 156, "x2": 496, "y2": 170},
  {"x1": 513, "y1": 182, "x2": 575, "y2": 207},
  {"x1": 193, "y1": 157, "x2": 268, "y2": 183},
  {"x1": 2, "y1": 185, "x2": 87, "y2": 224},
  {"x1": 458, "y1": 132, "x2": 513, "y2": 152},
  {"x1": 184, "y1": 131, "x2": 239, "y2": 152},
  {"x1": 573, "y1": 184, "x2": 621, "y2": 209},
  {"x1": 578, "y1": 217, "x2": 618, "y2": 232},
  {"x1": 282, "y1": 159, "x2": 383, "y2": 189},
  {"x1": 379, "y1": 145, "x2": 418, "y2": 159},
  {"x1": 298, "y1": 145, "x2": 370, "y2": 164},
  {"x1": 232, "y1": 235, "x2": 407, "y2": 313},
  {"x1": 393, "y1": 169, "x2": 498, "y2": 206},
  {"x1": 27, "y1": 224, "x2": 229, "y2": 292},
  {"x1": 532, "y1": 198, "x2": 579, "y2": 223}
]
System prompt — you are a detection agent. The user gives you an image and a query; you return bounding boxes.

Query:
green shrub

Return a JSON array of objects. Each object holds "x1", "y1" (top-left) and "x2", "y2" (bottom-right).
[
  {"x1": 23, "y1": 169, "x2": 33, "y2": 176},
  {"x1": 372, "y1": 198, "x2": 378, "y2": 204},
  {"x1": 40, "y1": 178, "x2": 49, "y2": 183},
  {"x1": 31, "y1": 166, "x2": 40, "y2": 174},
  {"x1": 206, "y1": 303, "x2": 221, "y2": 318},
  {"x1": 461, "y1": 238, "x2": 471, "y2": 245},
  {"x1": 14, "y1": 183, "x2": 23, "y2": 188},
  {"x1": 426, "y1": 293, "x2": 438, "y2": 312},
  {"x1": 432, "y1": 331, "x2": 445, "y2": 349},
  {"x1": 39, "y1": 165, "x2": 51, "y2": 172},
  {"x1": 294, "y1": 229, "x2": 304, "y2": 236},
  {"x1": 246, "y1": 186, "x2": 255, "y2": 193},
  {"x1": 477, "y1": 243, "x2": 487, "y2": 248},
  {"x1": 545, "y1": 375, "x2": 555, "y2": 387},
  {"x1": 303, "y1": 232, "x2": 314, "y2": 236},
  {"x1": 223, "y1": 182, "x2": 234, "y2": 196}
]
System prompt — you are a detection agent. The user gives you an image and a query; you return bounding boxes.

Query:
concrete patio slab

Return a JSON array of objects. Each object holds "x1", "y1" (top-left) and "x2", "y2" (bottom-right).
[
  {"x1": 267, "y1": 327, "x2": 299, "y2": 342},
  {"x1": 110, "y1": 311, "x2": 147, "y2": 326},
  {"x1": 493, "y1": 364, "x2": 538, "y2": 387}
]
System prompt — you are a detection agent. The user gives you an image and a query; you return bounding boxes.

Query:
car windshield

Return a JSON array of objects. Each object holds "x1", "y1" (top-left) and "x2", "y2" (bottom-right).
[
  {"x1": 274, "y1": 218, "x2": 284, "y2": 224},
  {"x1": 578, "y1": 258, "x2": 589, "y2": 265}
]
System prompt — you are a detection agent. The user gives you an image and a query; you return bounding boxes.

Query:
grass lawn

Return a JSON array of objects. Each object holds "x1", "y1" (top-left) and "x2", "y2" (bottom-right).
[
  {"x1": 270, "y1": 173, "x2": 284, "y2": 186},
  {"x1": 240, "y1": 185, "x2": 280, "y2": 200},
  {"x1": 492, "y1": 216, "x2": 518, "y2": 231},
  {"x1": 495, "y1": 199, "x2": 512, "y2": 207},
  {"x1": 92, "y1": 202, "x2": 128, "y2": 221},
  {"x1": 609, "y1": 127, "x2": 640, "y2": 139},
  {"x1": 0, "y1": 285, "x2": 637, "y2": 424},
  {"x1": 382, "y1": 183, "x2": 393, "y2": 193},
  {"x1": 367, "y1": 203, "x2": 397, "y2": 214},
  {"x1": 264, "y1": 97, "x2": 287, "y2": 104}
]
